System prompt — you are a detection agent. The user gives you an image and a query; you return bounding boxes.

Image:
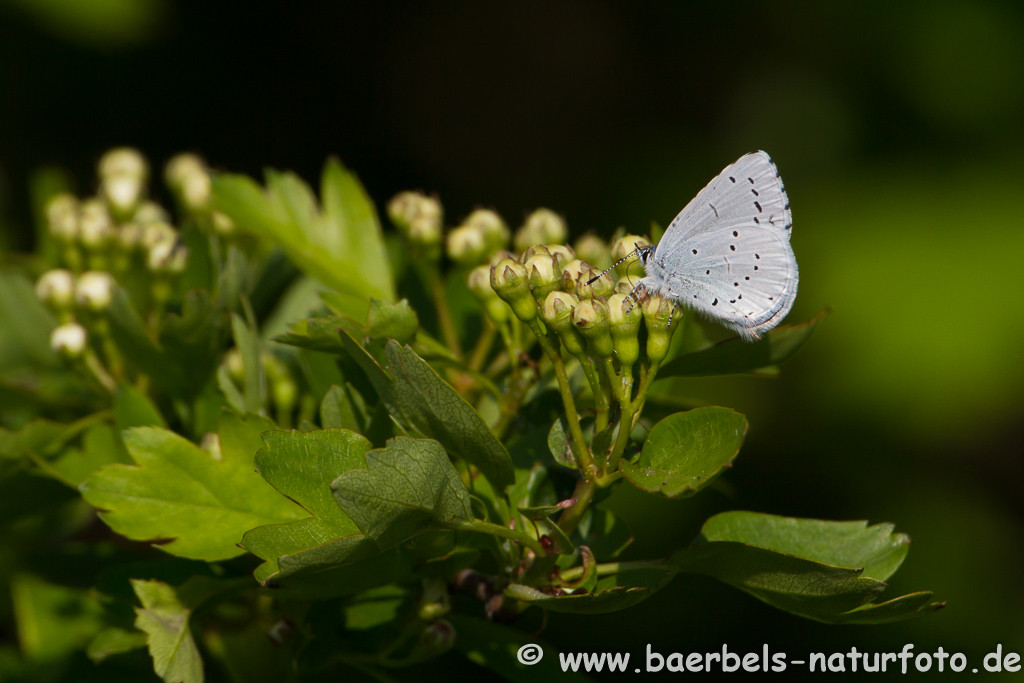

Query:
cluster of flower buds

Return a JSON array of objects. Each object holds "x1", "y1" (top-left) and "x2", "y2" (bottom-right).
[
  {"x1": 35, "y1": 147, "x2": 244, "y2": 365},
  {"x1": 387, "y1": 191, "x2": 444, "y2": 259},
  {"x1": 476, "y1": 232, "x2": 681, "y2": 369}
]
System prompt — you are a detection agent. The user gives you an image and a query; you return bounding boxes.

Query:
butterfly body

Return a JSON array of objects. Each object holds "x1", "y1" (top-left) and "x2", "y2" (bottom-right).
[{"x1": 638, "y1": 151, "x2": 798, "y2": 341}]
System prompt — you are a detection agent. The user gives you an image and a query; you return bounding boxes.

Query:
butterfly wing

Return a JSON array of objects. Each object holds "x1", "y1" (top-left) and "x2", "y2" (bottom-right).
[{"x1": 644, "y1": 151, "x2": 798, "y2": 340}]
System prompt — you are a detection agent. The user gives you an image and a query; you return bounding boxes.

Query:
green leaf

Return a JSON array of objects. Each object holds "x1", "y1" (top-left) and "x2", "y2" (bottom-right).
[
  {"x1": 339, "y1": 332, "x2": 515, "y2": 490},
  {"x1": 49, "y1": 423, "x2": 132, "y2": 487},
  {"x1": 107, "y1": 289, "x2": 228, "y2": 399},
  {"x1": 80, "y1": 412, "x2": 305, "y2": 561},
  {"x1": 658, "y1": 309, "x2": 829, "y2": 378},
  {"x1": 0, "y1": 413, "x2": 103, "y2": 460},
  {"x1": 547, "y1": 418, "x2": 578, "y2": 469},
  {"x1": 230, "y1": 311, "x2": 267, "y2": 415},
  {"x1": 11, "y1": 574, "x2": 106, "y2": 663},
  {"x1": 320, "y1": 384, "x2": 367, "y2": 432},
  {"x1": 332, "y1": 436, "x2": 473, "y2": 548},
  {"x1": 698, "y1": 511, "x2": 910, "y2": 581},
  {"x1": 87, "y1": 627, "x2": 148, "y2": 663},
  {"x1": 619, "y1": 407, "x2": 747, "y2": 498},
  {"x1": 114, "y1": 383, "x2": 167, "y2": 429},
  {"x1": 273, "y1": 315, "x2": 364, "y2": 354},
  {"x1": 131, "y1": 579, "x2": 203, "y2": 683},
  {"x1": 505, "y1": 568, "x2": 675, "y2": 614},
  {"x1": 0, "y1": 271, "x2": 59, "y2": 370},
  {"x1": 240, "y1": 429, "x2": 371, "y2": 585},
  {"x1": 671, "y1": 511, "x2": 942, "y2": 623},
  {"x1": 365, "y1": 298, "x2": 419, "y2": 342},
  {"x1": 212, "y1": 159, "x2": 395, "y2": 320}
]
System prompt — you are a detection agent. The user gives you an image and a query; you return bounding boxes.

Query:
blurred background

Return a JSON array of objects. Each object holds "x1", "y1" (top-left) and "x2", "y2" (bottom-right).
[{"x1": 1, "y1": 0, "x2": 1022, "y2": 678}]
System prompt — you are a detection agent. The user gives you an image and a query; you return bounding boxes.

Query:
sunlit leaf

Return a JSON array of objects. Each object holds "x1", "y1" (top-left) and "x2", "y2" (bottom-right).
[{"x1": 619, "y1": 407, "x2": 747, "y2": 498}]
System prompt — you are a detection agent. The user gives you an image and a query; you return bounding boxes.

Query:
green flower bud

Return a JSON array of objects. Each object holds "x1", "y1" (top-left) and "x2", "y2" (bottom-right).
[
  {"x1": 546, "y1": 243, "x2": 575, "y2": 268},
  {"x1": 464, "y1": 208, "x2": 510, "y2": 251},
  {"x1": 524, "y1": 254, "x2": 561, "y2": 301},
  {"x1": 642, "y1": 293, "x2": 682, "y2": 364},
  {"x1": 572, "y1": 297, "x2": 613, "y2": 357},
  {"x1": 467, "y1": 264, "x2": 509, "y2": 323},
  {"x1": 224, "y1": 348, "x2": 245, "y2": 383},
  {"x1": 35, "y1": 269, "x2": 75, "y2": 311},
  {"x1": 147, "y1": 240, "x2": 189, "y2": 274},
  {"x1": 165, "y1": 154, "x2": 211, "y2": 213},
  {"x1": 386, "y1": 191, "x2": 423, "y2": 229},
  {"x1": 211, "y1": 211, "x2": 236, "y2": 236},
  {"x1": 611, "y1": 234, "x2": 651, "y2": 278},
  {"x1": 560, "y1": 259, "x2": 589, "y2": 297},
  {"x1": 607, "y1": 293, "x2": 642, "y2": 367},
  {"x1": 46, "y1": 194, "x2": 79, "y2": 242},
  {"x1": 490, "y1": 258, "x2": 537, "y2": 322},
  {"x1": 133, "y1": 200, "x2": 170, "y2": 225},
  {"x1": 514, "y1": 208, "x2": 567, "y2": 252},
  {"x1": 388, "y1": 192, "x2": 443, "y2": 252},
  {"x1": 116, "y1": 223, "x2": 143, "y2": 251},
  {"x1": 141, "y1": 222, "x2": 177, "y2": 249},
  {"x1": 541, "y1": 291, "x2": 586, "y2": 356},
  {"x1": 98, "y1": 147, "x2": 148, "y2": 182},
  {"x1": 489, "y1": 249, "x2": 515, "y2": 266},
  {"x1": 574, "y1": 234, "x2": 612, "y2": 271},
  {"x1": 78, "y1": 200, "x2": 114, "y2": 249},
  {"x1": 411, "y1": 619, "x2": 456, "y2": 659},
  {"x1": 75, "y1": 271, "x2": 116, "y2": 312},
  {"x1": 579, "y1": 264, "x2": 614, "y2": 300},
  {"x1": 521, "y1": 243, "x2": 551, "y2": 261},
  {"x1": 614, "y1": 274, "x2": 642, "y2": 296},
  {"x1": 50, "y1": 322, "x2": 87, "y2": 359},
  {"x1": 446, "y1": 224, "x2": 488, "y2": 266}
]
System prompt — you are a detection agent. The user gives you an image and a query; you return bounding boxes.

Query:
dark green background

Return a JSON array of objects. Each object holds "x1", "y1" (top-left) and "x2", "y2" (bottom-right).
[{"x1": 1, "y1": 0, "x2": 1021, "y2": 679}]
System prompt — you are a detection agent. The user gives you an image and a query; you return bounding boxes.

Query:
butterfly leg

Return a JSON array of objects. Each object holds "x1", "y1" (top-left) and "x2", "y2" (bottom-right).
[
  {"x1": 624, "y1": 280, "x2": 646, "y2": 314},
  {"x1": 668, "y1": 301, "x2": 679, "y2": 328}
]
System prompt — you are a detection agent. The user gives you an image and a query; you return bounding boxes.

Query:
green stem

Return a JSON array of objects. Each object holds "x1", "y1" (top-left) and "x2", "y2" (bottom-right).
[
  {"x1": 557, "y1": 559, "x2": 675, "y2": 584},
  {"x1": 420, "y1": 263, "x2": 462, "y2": 359},
  {"x1": 468, "y1": 320, "x2": 497, "y2": 372},
  {"x1": 603, "y1": 357, "x2": 636, "y2": 472},
  {"x1": 631, "y1": 360, "x2": 660, "y2": 427},
  {"x1": 455, "y1": 519, "x2": 547, "y2": 557},
  {"x1": 577, "y1": 354, "x2": 609, "y2": 433},
  {"x1": 556, "y1": 478, "x2": 595, "y2": 537},
  {"x1": 527, "y1": 320, "x2": 594, "y2": 477},
  {"x1": 83, "y1": 350, "x2": 117, "y2": 393}
]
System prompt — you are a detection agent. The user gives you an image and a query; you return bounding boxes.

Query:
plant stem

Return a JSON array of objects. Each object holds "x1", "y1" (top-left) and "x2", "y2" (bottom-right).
[
  {"x1": 577, "y1": 354, "x2": 609, "y2": 433},
  {"x1": 419, "y1": 263, "x2": 462, "y2": 360},
  {"x1": 631, "y1": 360, "x2": 660, "y2": 427},
  {"x1": 526, "y1": 320, "x2": 594, "y2": 477},
  {"x1": 455, "y1": 518, "x2": 547, "y2": 557},
  {"x1": 556, "y1": 477, "x2": 595, "y2": 537},
  {"x1": 83, "y1": 350, "x2": 117, "y2": 393},
  {"x1": 468, "y1": 319, "x2": 497, "y2": 372},
  {"x1": 557, "y1": 559, "x2": 675, "y2": 583}
]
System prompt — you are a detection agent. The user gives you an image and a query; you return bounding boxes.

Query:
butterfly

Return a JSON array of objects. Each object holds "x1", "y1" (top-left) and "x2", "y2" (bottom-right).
[{"x1": 630, "y1": 151, "x2": 798, "y2": 341}]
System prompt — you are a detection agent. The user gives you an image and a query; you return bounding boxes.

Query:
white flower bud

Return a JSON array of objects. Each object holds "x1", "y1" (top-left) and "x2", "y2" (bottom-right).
[
  {"x1": 98, "y1": 148, "x2": 148, "y2": 182},
  {"x1": 75, "y1": 271, "x2": 116, "y2": 312},
  {"x1": 102, "y1": 174, "x2": 145, "y2": 219},
  {"x1": 78, "y1": 200, "x2": 114, "y2": 249},
  {"x1": 50, "y1": 322, "x2": 87, "y2": 358},
  {"x1": 211, "y1": 211, "x2": 236, "y2": 236},
  {"x1": 165, "y1": 154, "x2": 211, "y2": 213},
  {"x1": 147, "y1": 240, "x2": 188, "y2": 274},
  {"x1": 46, "y1": 194, "x2": 79, "y2": 241},
  {"x1": 133, "y1": 201, "x2": 170, "y2": 225},
  {"x1": 35, "y1": 270, "x2": 75, "y2": 310}
]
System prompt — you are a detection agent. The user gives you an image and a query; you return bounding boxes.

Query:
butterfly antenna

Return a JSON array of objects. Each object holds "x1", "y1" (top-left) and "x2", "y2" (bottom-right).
[{"x1": 585, "y1": 247, "x2": 643, "y2": 286}]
